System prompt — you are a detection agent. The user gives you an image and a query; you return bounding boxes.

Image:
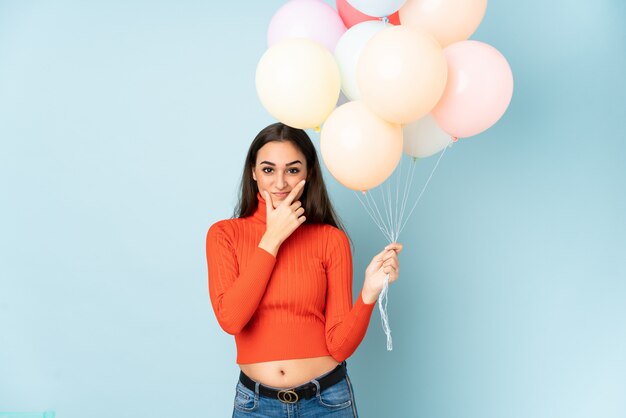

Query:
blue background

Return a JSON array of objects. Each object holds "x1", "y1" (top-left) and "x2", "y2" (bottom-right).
[{"x1": 1, "y1": 1, "x2": 625, "y2": 417}]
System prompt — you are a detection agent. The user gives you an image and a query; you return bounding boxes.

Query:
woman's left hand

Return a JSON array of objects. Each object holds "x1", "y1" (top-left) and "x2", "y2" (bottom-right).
[{"x1": 361, "y1": 243, "x2": 403, "y2": 304}]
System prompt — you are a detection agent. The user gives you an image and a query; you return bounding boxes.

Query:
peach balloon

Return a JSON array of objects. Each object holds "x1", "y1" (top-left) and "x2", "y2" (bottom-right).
[
  {"x1": 256, "y1": 38, "x2": 341, "y2": 130},
  {"x1": 357, "y1": 26, "x2": 447, "y2": 124},
  {"x1": 432, "y1": 40, "x2": 513, "y2": 138},
  {"x1": 399, "y1": 0, "x2": 487, "y2": 47},
  {"x1": 320, "y1": 101, "x2": 402, "y2": 191}
]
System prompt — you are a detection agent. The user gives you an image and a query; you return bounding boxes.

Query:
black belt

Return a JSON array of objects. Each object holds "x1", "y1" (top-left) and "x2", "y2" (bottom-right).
[{"x1": 239, "y1": 362, "x2": 347, "y2": 404}]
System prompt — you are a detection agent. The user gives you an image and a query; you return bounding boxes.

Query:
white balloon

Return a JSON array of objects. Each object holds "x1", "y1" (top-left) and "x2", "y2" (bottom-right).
[
  {"x1": 346, "y1": 0, "x2": 406, "y2": 18},
  {"x1": 403, "y1": 114, "x2": 453, "y2": 158},
  {"x1": 334, "y1": 21, "x2": 387, "y2": 101}
]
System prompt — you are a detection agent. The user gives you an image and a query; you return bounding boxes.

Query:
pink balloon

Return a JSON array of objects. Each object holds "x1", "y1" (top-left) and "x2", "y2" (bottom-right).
[
  {"x1": 336, "y1": 0, "x2": 400, "y2": 28},
  {"x1": 432, "y1": 41, "x2": 514, "y2": 139},
  {"x1": 268, "y1": 0, "x2": 347, "y2": 53}
]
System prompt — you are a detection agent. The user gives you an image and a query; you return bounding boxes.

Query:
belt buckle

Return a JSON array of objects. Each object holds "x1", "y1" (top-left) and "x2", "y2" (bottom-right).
[{"x1": 277, "y1": 389, "x2": 299, "y2": 404}]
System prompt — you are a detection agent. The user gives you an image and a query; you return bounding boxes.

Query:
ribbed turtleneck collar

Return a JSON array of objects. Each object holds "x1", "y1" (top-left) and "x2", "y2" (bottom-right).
[{"x1": 251, "y1": 192, "x2": 267, "y2": 223}]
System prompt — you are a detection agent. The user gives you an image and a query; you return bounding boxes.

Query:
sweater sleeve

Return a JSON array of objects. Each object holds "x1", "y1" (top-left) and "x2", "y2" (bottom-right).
[
  {"x1": 324, "y1": 228, "x2": 376, "y2": 362},
  {"x1": 206, "y1": 221, "x2": 276, "y2": 335}
]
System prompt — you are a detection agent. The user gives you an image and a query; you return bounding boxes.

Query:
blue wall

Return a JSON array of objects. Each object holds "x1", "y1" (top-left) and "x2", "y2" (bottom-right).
[{"x1": 1, "y1": 1, "x2": 624, "y2": 417}]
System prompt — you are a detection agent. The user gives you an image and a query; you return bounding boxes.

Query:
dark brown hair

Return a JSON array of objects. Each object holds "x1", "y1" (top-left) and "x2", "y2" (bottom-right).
[{"x1": 235, "y1": 122, "x2": 345, "y2": 231}]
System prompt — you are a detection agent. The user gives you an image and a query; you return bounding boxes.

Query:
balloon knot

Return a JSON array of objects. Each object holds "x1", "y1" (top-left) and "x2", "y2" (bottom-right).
[
  {"x1": 361, "y1": 190, "x2": 367, "y2": 195},
  {"x1": 314, "y1": 126, "x2": 321, "y2": 133},
  {"x1": 452, "y1": 136, "x2": 459, "y2": 142}
]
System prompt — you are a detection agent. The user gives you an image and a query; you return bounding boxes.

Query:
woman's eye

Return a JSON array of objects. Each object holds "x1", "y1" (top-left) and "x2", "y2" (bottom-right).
[
  {"x1": 288, "y1": 168, "x2": 300, "y2": 174},
  {"x1": 262, "y1": 167, "x2": 273, "y2": 173}
]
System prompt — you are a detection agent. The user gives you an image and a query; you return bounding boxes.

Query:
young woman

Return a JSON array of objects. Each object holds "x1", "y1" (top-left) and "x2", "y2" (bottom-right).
[{"x1": 206, "y1": 122, "x2": 402, "y2": 417}]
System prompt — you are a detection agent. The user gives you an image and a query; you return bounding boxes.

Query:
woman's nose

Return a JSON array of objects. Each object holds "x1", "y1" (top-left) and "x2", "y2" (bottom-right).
[{"x1": 276, "y1": 173, "x2": 286, "y2": 189}]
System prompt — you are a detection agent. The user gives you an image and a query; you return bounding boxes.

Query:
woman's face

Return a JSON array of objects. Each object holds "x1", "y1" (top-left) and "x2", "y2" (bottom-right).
[{"x1": 253, "y1": 140, "x2": 308, "y2": 208}]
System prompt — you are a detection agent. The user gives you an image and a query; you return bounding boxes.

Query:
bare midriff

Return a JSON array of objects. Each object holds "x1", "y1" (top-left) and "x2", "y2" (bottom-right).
[{"x1": 239, "y1": 356, "x2": 339, "y2": 388}]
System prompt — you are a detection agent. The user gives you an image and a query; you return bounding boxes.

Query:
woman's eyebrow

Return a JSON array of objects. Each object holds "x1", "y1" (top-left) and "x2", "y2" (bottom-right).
[{"x1": 259, "y1": 160, "x2": 302, "y2": 166}]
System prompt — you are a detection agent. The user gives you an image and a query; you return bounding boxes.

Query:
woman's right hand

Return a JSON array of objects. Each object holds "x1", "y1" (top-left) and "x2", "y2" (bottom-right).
[
  {"x1": 361, "y1": 243, "x2": 403, "y2": 304},
  {"x1": 258, "y1": 180, "x2": 306, "y2": 256}
]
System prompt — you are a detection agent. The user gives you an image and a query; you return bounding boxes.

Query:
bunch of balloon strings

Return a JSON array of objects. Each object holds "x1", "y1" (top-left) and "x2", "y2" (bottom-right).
[{"x1": 354, "y1": 144, "x2": 450, "y2": 350}]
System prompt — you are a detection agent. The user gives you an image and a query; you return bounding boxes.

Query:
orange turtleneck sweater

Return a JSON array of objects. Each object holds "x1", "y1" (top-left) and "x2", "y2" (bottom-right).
[{"x1": 206, "y1": 194, "x2": 375, "y2": 364}]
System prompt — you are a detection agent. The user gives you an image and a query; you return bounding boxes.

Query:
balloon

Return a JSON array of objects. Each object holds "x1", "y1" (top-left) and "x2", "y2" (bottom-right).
[
  {"x1": 357, "y1": 26, "x2": 448, "y2": 124},
  {"x1": 346, "y1": 0, "x2": 406, "y2": 18},
  {"x1": 403, "y1": 114, "x2": 452, "y2": 158},
  {"x1": 256, "y1": 38, "x2": 341, "y2": 130},
  {"x1": 320, "y1": 101, "x2": 402, "y2": 191},
  {"x1": 334, "y1": 21, "x2": 387, "y2": 101},
  {"x1": 432, "y1": 40, "x2": 513, "y2": 138},
  {"x1": 399, "y1": 0, "x2": 487, "y2": 47},
  {"x1": 268, "y1": 0, "x2": 346, "y2": 52},
  {"x1": 336, "y1": 0, "x2": 400, "y2": 28}
]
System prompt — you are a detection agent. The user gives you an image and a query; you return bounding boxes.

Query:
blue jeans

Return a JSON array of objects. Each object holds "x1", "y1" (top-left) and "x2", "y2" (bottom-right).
[{"x1": 232, "y1": 370, "x2": 359, "y2": 417}]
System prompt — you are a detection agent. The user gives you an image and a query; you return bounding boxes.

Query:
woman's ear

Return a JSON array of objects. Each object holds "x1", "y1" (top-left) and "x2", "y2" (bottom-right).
[{"x1": 252, "y1": 167, "x2": 257, "y2": 182}]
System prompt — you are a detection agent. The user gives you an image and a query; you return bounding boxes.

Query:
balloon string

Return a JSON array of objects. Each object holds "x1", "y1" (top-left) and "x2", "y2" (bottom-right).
[
  {"x1": 398, "y1": 143, "x2": 450, "y2": 236},
  {"x1": 354, "y1": 192, "x2": 392, "y2": 242},
  {"x1": 356, "y1": 145, "x2": 450, "y2": 352},
  {"x1": 380, "y1": 180, "x2": 393, "y2": 241},
  {"x1": 354, "y1": 192, "x2": 382, "y2": 231},
  {"x1": 378, "y1": 273, "x2": 392, "y2": 351},
  {"x1": 367, "y1": 190, "x2": 394, "y2": 242},
  {"x1": 387, "y1": 179, "x2": 396, "y2": 241},
  {"x1": 353, "y1": 198, "x2": 393, "y2": 350},
  {"x1": 365, "y1": 191, "x2": 392, "y2": 242},
  {"x1": 386, "y1": 172, "x2": 396, "y2": 242},
  {"x1": 398, "y1": 156, "x2": 418, "y2": 233},
  {"x1": 394, "y1": 156, "x2": 403, "y2": 239}
]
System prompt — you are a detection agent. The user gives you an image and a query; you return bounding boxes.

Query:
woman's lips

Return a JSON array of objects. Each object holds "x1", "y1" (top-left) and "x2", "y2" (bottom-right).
[{"x1": 272, "y1": 192, "x2": 289, "y2": 198}]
